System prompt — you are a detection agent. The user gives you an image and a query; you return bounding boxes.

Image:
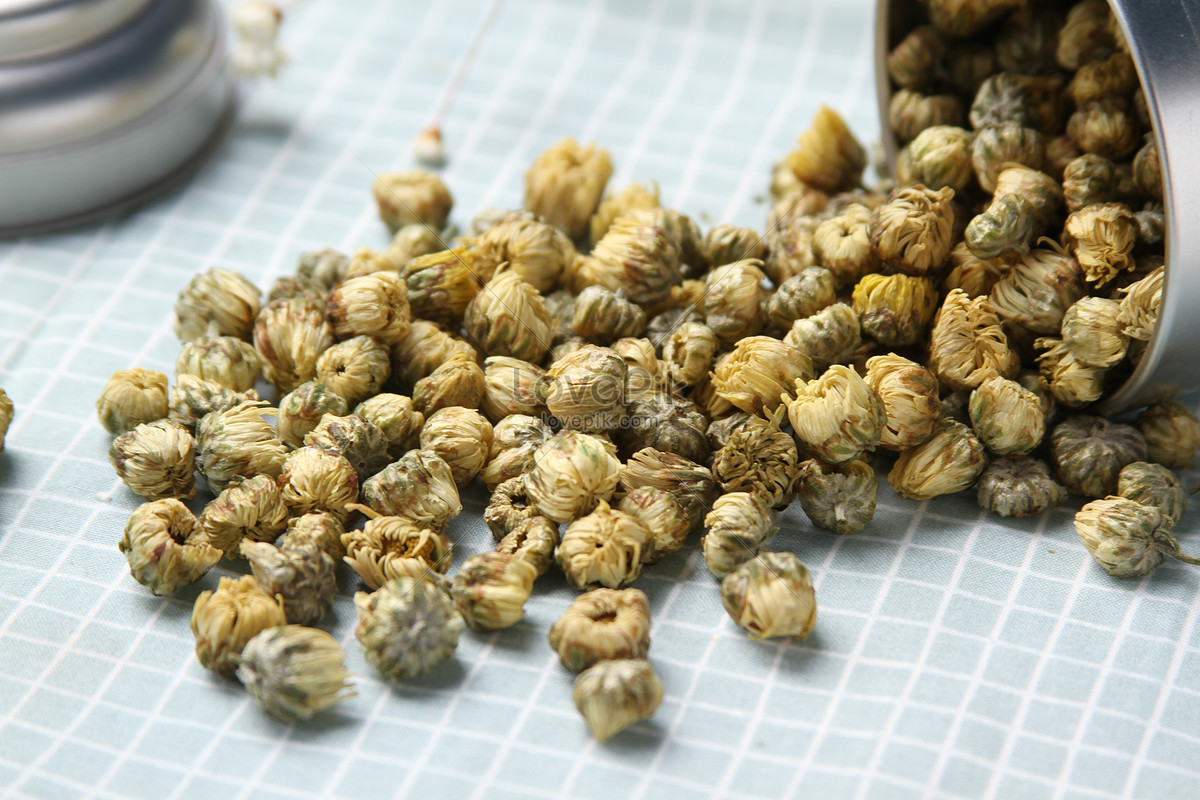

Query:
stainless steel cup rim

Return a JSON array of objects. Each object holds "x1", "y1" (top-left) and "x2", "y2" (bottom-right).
[{"x1": 875, "y1": 0, "x2": 1200, "y2": 414}]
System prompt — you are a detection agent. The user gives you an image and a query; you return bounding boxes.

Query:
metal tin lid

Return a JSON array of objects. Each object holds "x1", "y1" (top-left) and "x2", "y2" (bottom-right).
[
  {"x1": 0, "y1": 0, "x2": 235, "y2": 235},
  {"x1": 0, "y1": 0, "x2": 154, "y2": 63}
]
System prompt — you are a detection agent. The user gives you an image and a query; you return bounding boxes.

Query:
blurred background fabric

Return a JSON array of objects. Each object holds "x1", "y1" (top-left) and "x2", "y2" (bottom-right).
[{"x1": 1, "y1": 1, "x2": 1198, "y2": 798}]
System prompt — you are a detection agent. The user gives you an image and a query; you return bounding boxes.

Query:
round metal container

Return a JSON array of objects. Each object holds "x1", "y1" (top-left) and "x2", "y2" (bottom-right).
[
  {"x1": 0, "y1": 0, "x2": 236, "y2": 236},
  {"x1": 875, "y1": 0, "x2": 1200, "y2": 413}
]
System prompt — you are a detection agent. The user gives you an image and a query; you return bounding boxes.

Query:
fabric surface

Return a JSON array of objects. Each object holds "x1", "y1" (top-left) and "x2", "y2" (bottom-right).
[{"x1": 1, "y1": 1, "x2": 1198, "y2": 798}]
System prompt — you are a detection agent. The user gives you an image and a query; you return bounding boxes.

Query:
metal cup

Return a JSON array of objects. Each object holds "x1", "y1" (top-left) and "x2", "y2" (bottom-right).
[
  {"x1": 875, "y1": 0, "x2": 1200, "y2": 413},
  {"x1": 0, "y1": 0, "x2": 236, "y2": 236}
]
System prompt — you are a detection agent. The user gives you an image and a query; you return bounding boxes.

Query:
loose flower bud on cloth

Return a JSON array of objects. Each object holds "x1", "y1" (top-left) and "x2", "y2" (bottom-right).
[
  {"x1": 175, "y1": 267, "x2": 261, "y2": 342},
  {"x1": 236, "y1": 626, "x2": 354, "y2": 722},
  {"x1": 556, "y1": 501, "x2": 651, "y2": 590},
  {"x1": 524, "y1": 431, "x2": 622, "y2": 524},
  {"x1": 109, "y1": 420, "x2": 196, "y2": 500},
  {"x1": 1050, "y1": 415, "x2": 1147, "y2": 498},
  {"x1": 355, "y1": 577, "x2": 463, "y2": 681},
  {"x1": 1075, "y1": 497, "x2": 1200, "y2": 578},
  {"x1": 342, "y1": 510, "x2": 453, "y2": 591},
  {"x1": 276, "y1": 381, "x2": 349, "y2": 449},
  {"x1": 794, "y1": 458, "x2": 877, "y2": 536},
  {"x1": 196, "y1": 401, "x2": 287, "y2": 492},
  {"x1": 524, "y1": 138, "x2": 612, "y2": 239},
  {"x1": 120, "y1": 499, "x2": 221, "y2": 595},
  {"x1": 1118, "y1": 462, "x2": 1186, "y2": 526},
  {"x1": 889, "y1": 418, "x2": 988, "y2": 500},
  {"x1": 549, "y1": 588, "x2": 652, "y2": 672},
  {"x1": 362, "y1": 449, "x2": 462, "y2": 530},
  {"x1": 241, "y1": 541, "x2": 337, "y2": 626},
  {"x1": 277, "y1": 446, "x2": 359, "y2": 523},
  {"x1": 96, "y1": 368, "x2": 169, "y2": 435},
  {"x1": 200, "y1": 474, "x2": 289, "y2": 558},
  {"x1": 702, "y1": 492, "x2": 777, "y2": 579},
  {"x1": 721, "y1": 552, "x2": 818, "y2": 640},
  {"x1": 372, "y1": 169, "x2": 453, "y2": 232},
  {"x1": 976, "y1": 456, "x2": 1067, "y2": 519},
  {"x1": 191, "y1": 575, "x2": 287, "y2": 677},
  {"x1": 451, "y1": 551, "x2": 538, "y2": 631},
  {"x1": 573, "y1": 659, "x2": 664, "y2": 741}
]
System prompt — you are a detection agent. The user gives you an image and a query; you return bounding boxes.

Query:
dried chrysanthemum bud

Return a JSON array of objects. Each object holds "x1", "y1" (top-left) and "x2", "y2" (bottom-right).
[
  {"x1": 1060, "y1": 297, "x2": 1128, "y2": 369},
  {"x1": 969, "y1": 72, "x2": 1035, "y2": 130},
  {"x1": 0, "y1": 388, "x2": 10, "y2": 451},
  {"x1": 583, "y1": 209, "x2": 682, "y2": 306},
  {"x1": 253, "y1": 298, "x2": 334, "y2": 395},
  {"x1": 711, "y1": 414, "x2": 799, "y2": 509},
  {"x1": 268, "y1": 275, "x2": 324, "y2": 303},
  {"x1": 570, "y1": 286, "x2": 646, "y2": 343},
  {"x1": 386, "y1": 223, "x2": 444, "y2": 270},
  {"x1": 389, "y1": 320, "x2": 478, "y2": 388},
  {"x1": 573, "y1": 658, "x2": 663, "y2": 741},
  {"x1": 237, "y1": 626, "x2": 354, "y2": 722},
  {"x1": 989, "y1": 248, "x2": 1087, "y2": 335},
  {"x1": 412, "y1": 351, "x2": 486, "y2": 414},
  {"x1": 622, "y1": 394, "x2": 710, "y2": 464},
  {"x1": 1067, "y1": 97, "x2": 1140, "y2": 162},
  {"x1": 887, "y1": 25, "x2": 946, "y2": 90},
  {"x1": 326, "y1": 272, "x2": 412, "y2": 345},
  {"x1": 1116, "y1": 265, "x2": 1163, "y2": 342},
  {"x1": 278, "y1": 512, "x2": 345, "y2": 560},
  {"x1": 297, "y1": 248, "x2": 350, "y2": 290},
  {"x1": 929, "y1": 289, "x2": 1019, "y2": 391},
  {"x1": 304, "y1": 412, "x2": 389, "y2": 481},
  {"x1": 611, "y1": 337, "x2": 659, "y2": 374},
  {"x1": 869, "y1": 185, "x2": 955, "y2": 276},
  {"x1": 965, "y1": 195, "x2": 1037, "y2": 260},
  {"x1": 464, "y1": 268, "x2": 553, "y2": 363},
  {"x1": 977, "y1": 455, "x2": 1066, "y2": 518},
  {"x1": 362, "y1": 449, "x2": 461, "y2": 530},
  {"x1": 480, "y1": 357, "x2": 545, "y2": 423},
  {"x1": 419, "y1": 406, "x2": 493, "y2": 487},
  {"x1": 945, "y1": 43, "x2": 997, "y2": 97},
  {"x1": 109, "y1": 419, "x2": 195, "y2": 500},
  {"x1": 451, "y1": 551, "x2": 538, "y2": 631},
  {"x1": 191, "y1": 575, "x2": 286, "y2": 676},
  {"x1": 704, "y1": 259, "x2": 766, "y2": 345},
  {"x1": 241, "y1": 541, "x2": 336, "y2": 625},
  {"x1": 549, "y1": 588, "x2": 651, "y2": 672},
  {"x1": 1137, "y1": 400, "x2": 1200, "y2": 468},
  {"x1": 620, "y1": 447, "x2": 716, "y2": 530},
  {"x1": 722, "y1": 551, "x2": 817, "y2": 640},
  {"x1": 342, "y1": 511, "x2": 452, "y2": 590},
  {"x1": 784, "y1": 105, "x2": 866, "y2": 193},
  {"x1": 96, "y1": 368, "x2": 169, "y2": 435},
  {"x1": 355, "y1": 577, "x2": 463, "y2": 680},
  {"x1": 556, "y1": 501, "x2": 650, "y2": 590},
  {"x1": 1118, "y1": 462, "x2": 1186, "y2": 525},
  {"x1": 119, "y1": 499, "x2": 220, "y2": 595},
  {"x1": 851, "y1": 273, "x2": 938, "y2": 348},
  {"x1": 354, "y1": 393, "x2": 424, "y2": 460},
  {"x1": 971, "y1": 122, "x2": 1045, "y2": 194},
  {"x1": 661, "y1": 321, "x2": 719, "y2": 388},
  {"x1": 484, "y1": 477, "x2": 539, "y2": 541},
  {"x1": 1063, "y1": 153, "x2": 1117, "y2": 212},
  {"x1": 199, "y1": 473, "x2": 288, "y2": 557},
  {"x1": 404, "y1": 247, "x2": 481, "y2": 327},
  {"x1": 863, "y1": 354, "x2": 939, "y2": 451},
  {"x1": 701, "y1": 224, "x2": 765, "y2": 267},
  {"x1": 763, "y1": 214, "x2": 819, "y2": 285},
  {"x1": 617, "y1": 487, "x2": 691, "y2": 563},
  {"x1": 175, "y1": 267, "x2": 261, "y2": 341},
  {"x1": 1057, "y1": 0, "x2": 1116, "y2": 70},
  {"x1": 1065, "y1": 202, "x2": 1138, "y2": 287},
  {"x1": 812, "y1": 204, "x2": 879, "y2": 288},
  {"x1": 926, "y1": 0, "x2": 1023, "y2": 37},
  {"x1": 785, "y1": 365, "x2": 885, "y2": 466},
  {"x1": 525, "y1": 138, "x2": 612, "y2": 239},
  {"x1": 469, "y1": 215, "x2": 577, "y2": 291},
  {"x1": 480, "y1": 414, "x2": 554, "y2": 490},
  {"x1": 278, "y1": 446, "x2": 359, "y2": 523},
  {"x1": 942, "y1": 242, "x2": 1009, "y2": 299},
  {"x1": 709, "y1": 336, "x2": 812, "y2": 418},
  {"x1": 277, "y1": 381, "x2": 349, "y2": 448},
  {"x1": 372, "y1": 169, "x2": 452, "y2": 232},
  {"x1": 195, "y1": 401, "x2": 286, "y2": 491},
  {"x1": 1051, "y1": 415, "x2": 1148, "y2": 498},
  {"x1": 521, "y1": 431, "x2": 621, "y2": 525},
  {"x1": 767, "y1": 267, "x2": 837, "y2": 332},
  {"x1": 167, "y1": 375, "x2": 258, "y2": 432},
  {"x1": 589, "y1": 182, "x2": 661, "y2": 246},
  {"x1": 177, "y1": 334, "x2": 261, "y2": 393},
  {"x1": 702, "y1": 492, "x2": 776, "y2": 579},
  {"x1": 1075, "y1": 497, "x2": 1200, "y2": 578},
  {"x1": 1132, "y1": 138, "x2": 1162, "y2": 199},
  {"x1": 539, "y1": 345, "x2": 627, "y2": 432},
  {"x1": 343, "y1": 247, "x2": 399, "y2": 281},
  {"x1": 969, "y1": 375, "x2": 1046, "y2": 456},
  {"x1": 899, "y1": 126, "x2": 973, "y2": 192},
  {"x1": 496, "y1": 516, "x2": 559, "y2": 576},
  {"x1": 889, "y1": 418, "x2": 988, "y2": 500},
  {"x1": 796, "y1": 458, "x2": 877, "y2": 535},
  {"x1": 784, "y1": 302, "x2": 862, "y2": 371},
  {"x1": 889, "y1": 89, "x2": 965, "y2": 143},
  {"x1": 1034, "y1": 337, "x2": 1106, "y2": 408}
]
